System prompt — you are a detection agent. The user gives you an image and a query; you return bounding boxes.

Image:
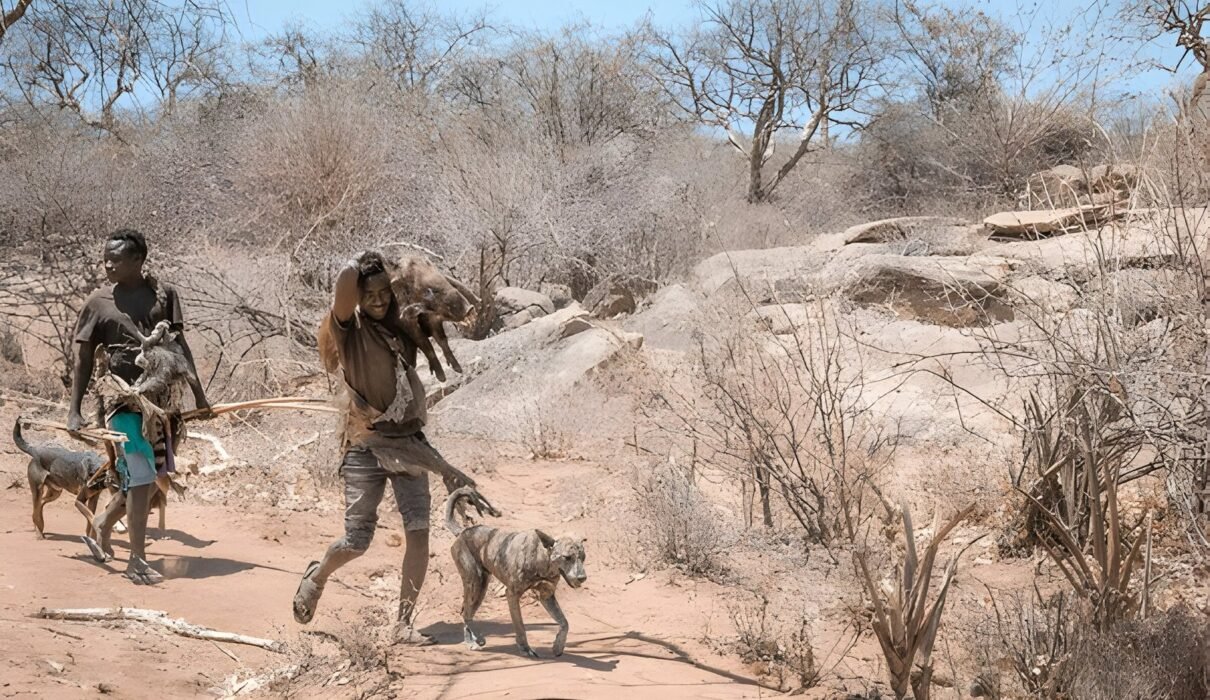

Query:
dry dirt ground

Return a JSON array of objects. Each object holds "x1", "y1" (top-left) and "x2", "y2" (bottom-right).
[{"x1": 0, "y1": 407, "x2": 785, "y2": 700}]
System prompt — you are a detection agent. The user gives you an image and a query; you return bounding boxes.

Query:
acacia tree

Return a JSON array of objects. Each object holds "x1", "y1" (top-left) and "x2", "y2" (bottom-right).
[
  {"x1": 650, "y1": 0, "x2": 881, "y2": 203},
  {"x1": 863, "y1": 1, "x2": 1108, "y2": 203},
  {"x1": 0, "y1": 1, "x2": 33, "y2": 46},
  {"x1": 1131, "y1": 1, "x2": 1209, "y2": 118},
  {"x1": 888, "y1": 1, "x2": 1016, "y2": 120},
  {"x1": 352, "y1": 0, "x2": 492, "y2": 97},
  {"x1": 1, "y1": 0, "x2": 231, "y2": 131}
]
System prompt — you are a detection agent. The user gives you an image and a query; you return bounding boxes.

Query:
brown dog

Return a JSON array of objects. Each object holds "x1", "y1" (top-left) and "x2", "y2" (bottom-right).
[
  {"x1": 445, "y1": 487, "x2": 587, "y2": 657},
  {"x1": 15, "y1": 419, "x2": 111, "y2": 539}
]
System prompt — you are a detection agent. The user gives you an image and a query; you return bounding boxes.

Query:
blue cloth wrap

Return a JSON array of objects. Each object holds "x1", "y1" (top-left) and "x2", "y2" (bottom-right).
[{"x1": 108, "y1": 410, "x2": 157, "y2": 491}]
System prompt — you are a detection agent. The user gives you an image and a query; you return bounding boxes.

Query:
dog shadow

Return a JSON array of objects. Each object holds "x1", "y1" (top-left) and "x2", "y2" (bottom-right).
[
  {"x1": 39, "y1": 532, "x2": 94, "y2": 544},
  {"x1": 417, "y1": 621, "x2": 620, "y2": 671},
  {"x1": 420, "y1": 620, "x2": 527, "y2": 642},
  {"x1": 153, "y1": 529, "x2": 217, "y2": 549},
  {"x1": 153, "y1": 554, "x2": 258, "y2": 580}
]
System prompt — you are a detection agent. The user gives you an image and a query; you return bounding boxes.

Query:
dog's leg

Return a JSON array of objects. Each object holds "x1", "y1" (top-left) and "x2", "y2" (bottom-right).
[
  {"x1": 30, "y1": 471, "x2": 46, "y2": 538},
  {"x1": 539, "y1": 594, "x2": 570, "y2": 657},
  {"x1": 506, "y1": 590, "x2": 538, "y2": 658},
  {"x1": 36, "y1": 485, "x2": 62, "y2": 537},
  {"x1": 75, "y1": 491, "x2": 99, "y2": 539},
  {"x1": 452, "y1": 542, "x2": 488, "y2": 649}
]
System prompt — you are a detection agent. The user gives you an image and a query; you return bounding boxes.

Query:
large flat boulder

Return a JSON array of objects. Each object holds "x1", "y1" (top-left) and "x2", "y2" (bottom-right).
[
  {"x1": 984, "y1": 205, "x2": 1116, "y2": 240},
  {"x1": 495, "y1": 287, "x2": 555, "y2": 314},
  {"x1": 1006, "y1": 275, "x2": 1080, "y2": 314},
  {"x1": 984, "y1": 217, "x2": 1203, "y2": 281},
  {"x1": 418, "y1": 303, "x2": 646, "y2": 441},
  {"x1": 692, "y1": 245, "x2": 814, "y2": 297},
  {"x1": 492, "y1": 287, "x2": 556, "y2": 332},
  {"x1": 843, "y1": 216, "x2": 968, "y2": 244},
  {"x1": 430, "y1": 324, "x2": 643, "y2": 441},
  {"x1": 1019, "y1": 163, "x2": 1138, "y2": 210},
  {"x1": 624, "y1": 284, "x2": 704, "y2": 352},
  {"x1": 815, "y1": 254, "x2": 1017, "y2": 327},
  {"x1": 692, "y1": 243, "x2": 874, "y2": 301}
]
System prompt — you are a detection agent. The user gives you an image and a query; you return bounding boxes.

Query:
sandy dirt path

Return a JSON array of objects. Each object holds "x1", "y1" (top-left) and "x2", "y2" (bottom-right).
[{"x1": 0, "y1": 443, "x2": 772, "y2": 700}]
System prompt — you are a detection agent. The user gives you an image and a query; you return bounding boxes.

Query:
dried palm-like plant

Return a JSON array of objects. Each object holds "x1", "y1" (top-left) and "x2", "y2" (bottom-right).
[{"x1": 854, "y1": 503, "x2": 976, "y2": 700}]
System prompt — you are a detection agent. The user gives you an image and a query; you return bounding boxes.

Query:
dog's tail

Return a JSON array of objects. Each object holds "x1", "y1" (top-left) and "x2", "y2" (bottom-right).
[
  {"x1": 443, "y1": 486, "x2": 501, "y2": 536},
  {"x1": 444, "y1": 486, "x2": 476, "y2": 536},
  {"x1": 12, "y1": 418, "x2": 37, "y2": 457}
]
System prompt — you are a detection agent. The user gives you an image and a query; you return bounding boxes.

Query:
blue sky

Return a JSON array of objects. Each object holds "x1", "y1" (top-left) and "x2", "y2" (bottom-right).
[
  {"x1": 227, "y1": 0, "x2": 1201, "y2": 100},
  {"x1": 229, "y1": 0, "x2": 694, "y2": 37}
]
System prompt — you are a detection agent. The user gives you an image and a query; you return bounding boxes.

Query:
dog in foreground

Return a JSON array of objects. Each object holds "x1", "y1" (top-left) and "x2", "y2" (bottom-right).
[
  {"x1": 15, "y1": 418, "x2": 177, "y2": 540},
  {"x1": 445, "y1": 486, "x2": 588, "y2": 657},
  {"x1": 15, "y1": 418, "x2": 110, "y2": 538}
]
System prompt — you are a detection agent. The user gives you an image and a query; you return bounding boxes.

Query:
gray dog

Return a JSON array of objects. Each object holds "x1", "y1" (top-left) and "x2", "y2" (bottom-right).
[
  {"x1": 14, "y1": 418, "x2": 110, "y2": 539},
  {"x1": 444, "y1": 486, "x2": 587, "y2": 658}
]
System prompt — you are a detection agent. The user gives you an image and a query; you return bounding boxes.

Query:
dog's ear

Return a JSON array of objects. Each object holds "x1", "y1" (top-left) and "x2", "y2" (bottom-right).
[{"x1": 535, "y1": 529, "x2": 555, "y2": 549}]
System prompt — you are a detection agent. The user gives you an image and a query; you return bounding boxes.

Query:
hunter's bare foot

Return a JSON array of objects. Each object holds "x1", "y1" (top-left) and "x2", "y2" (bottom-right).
[
  {"x1": 293, "y1": 561, "x2": 323, "y2": 624},
  {"x1": 82, "y1": 536, "x2": 113, "y2": 563},
  {"x1": 124, "y1": 557, "x2": 164, "y2": 585}
]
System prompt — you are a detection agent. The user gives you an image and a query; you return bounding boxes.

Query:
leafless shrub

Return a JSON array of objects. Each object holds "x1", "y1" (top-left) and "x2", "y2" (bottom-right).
[
  {"x1": 499, "y1": 24, "x2": 669, "y2": 152},
  {"x1": 984, "y1": 588, "x2": 1210, "y2": 700},
  {"x1": 859, "y1": 1, "x2": 1110, "y2": 212},
  {"x1": 1063, "y1": 605, "x2": 1210, "y2": 700},
  {"x1": 352, "y1": 0, "x2": 492, "y2": 97},
  {"x1": 728, "y1": 595, "x2": 821, "y2": 692},
  {"x1": 630, "y1": 459, "x2": 734, "y2": 576},
  {"x1": 0, "y1": 317, "x2": 24, "y2": 364},
  {"x1": 650, "y1": 301, "x2": 897, "y2": 548},
  {"x1": 334, "y1": 605, "x2": 389, "y2": 671},
  {"x1": 0, "y1": 0, "x2": 232, "y2": 132},
  {"x1": 519, "y1": 399, "x2": 571, "y2": 460},
  {"x1": 854, "y1": 503, "x2": 976, "y2": 700},
  {"x1": 983, "y1": 587, "x2": 1079, "y2": 698},
  {"x1": 237, "y1": 85, "x2": 389, "y2": 236},
  {"x1": 0, "y1": 233, "x2": 104, "y2": 386}
]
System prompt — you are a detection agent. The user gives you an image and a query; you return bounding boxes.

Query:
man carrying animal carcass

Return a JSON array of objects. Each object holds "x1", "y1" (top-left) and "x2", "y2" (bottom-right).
[
  {"x1": 68, "y1": 229, "x2": 212, "y2": 585},
  {"x1": 294, "y1": 250, "x2": 495, "y2": 646}
]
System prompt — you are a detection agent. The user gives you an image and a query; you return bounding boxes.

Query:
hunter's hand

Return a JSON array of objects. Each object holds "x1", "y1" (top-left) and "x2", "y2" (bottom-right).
[
  {"x1": 443, "y1": 474, "x2": 466, "y2": 494},
  {"x1": 191, "y1": 392, "x2": 215, "y2": 420}
]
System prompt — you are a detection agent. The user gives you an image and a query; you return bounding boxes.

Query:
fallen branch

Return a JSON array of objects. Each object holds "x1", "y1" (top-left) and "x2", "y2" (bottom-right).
[
  {"x1": 0, "y1": 391, "x2": 65, "y2": 409},
  {"x1": 36, "y1": 607, "x2": 283, "y2": 652}
]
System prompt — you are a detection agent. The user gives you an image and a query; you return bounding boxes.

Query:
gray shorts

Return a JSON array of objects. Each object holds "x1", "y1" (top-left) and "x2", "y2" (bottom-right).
[{"x1": 341, "y1": 447, "x2": 431, "y2": 535}]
